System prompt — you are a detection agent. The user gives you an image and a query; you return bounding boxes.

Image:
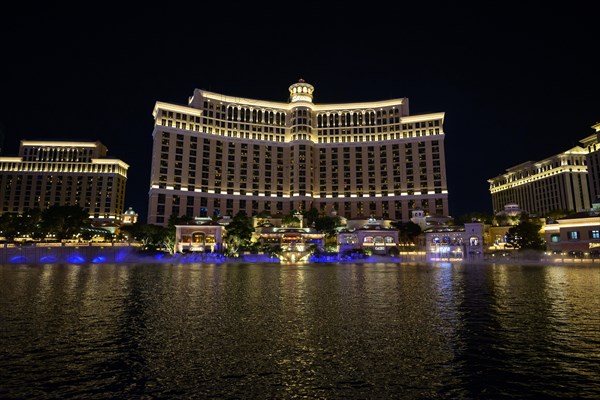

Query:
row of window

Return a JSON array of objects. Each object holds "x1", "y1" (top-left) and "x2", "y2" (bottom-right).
[
  {"x1": 340, "y1": 235, "x2": 396, "y2": 245},
  {"x1": 490, "y1": 155, "x2": 588, "y2": 187},
  {"x1": 553, "y1": 229, "x2": 600, "y2": 241},
  {"x1": 162, "y1": 131, "x2": 439, "y2": 154},
  {"x1": 21, "y1": 147, "x2": 97, "y2": 162},
  {"x1": 160, "y1": 121, "x2": 445, "y2": 144},
  {"x1": 162, "y1": 106, "x2": 439, "y2": 131}
]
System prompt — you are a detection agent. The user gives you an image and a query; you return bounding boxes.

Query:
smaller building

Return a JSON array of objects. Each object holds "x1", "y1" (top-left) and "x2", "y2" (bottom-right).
[
  {"x1": 422, "y1": 222, "x2": 484, "y2": 262},
  {"x1": 258, "y1": 226, "x2": 324, "y2": 251},
  {"x1": 255, "y1": 212, "x2": 325, "y2": 262},
  {"x1": 337, "y1": 217, "x2": 399, "y2": 255},
  {"x1": 175, "y1": 223, "x2": 225, "y2": 253},
  {"x1": 544, "y1": 200, "x2": 600, "y2": 256},
  {"x1": 121, "y1": 207, "x2": 139, "y2": 224},
  {"x1": 410, "y1": 208, "x2": 451, "y2": 230}
]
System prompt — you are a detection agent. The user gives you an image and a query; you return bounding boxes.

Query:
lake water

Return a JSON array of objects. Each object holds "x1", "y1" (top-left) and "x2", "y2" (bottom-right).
[{"x1": 1, "y1": 262, "x2": 599, "y2": 399}]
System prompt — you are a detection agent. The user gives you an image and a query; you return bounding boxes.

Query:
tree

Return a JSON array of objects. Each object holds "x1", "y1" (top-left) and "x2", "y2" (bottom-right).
[
  {"x1": 314, "y1": 214, "x2": 341, "y2": 250},
  {"x1": 161, "y1": 233, "x2": 176, "y2": 255},
  {"x1": 254, "y1": 210, "x2": 272, "y2": 229},
  {"x1": 505, "y1": 220, "x2": 545, "y2": 250},
  {"x1": 303, "y1": 207, "x2": 320, "y2": 227},
  {"x1": 40, "y1": 205, "x2": 91, "y2": 241},
  {"x1": 282, "y1": 212, "x2": 301, "y2": 227},
  {"x1": 454, "y1": 211, "x2": 493, "y2": 225},
  {"x1": 19, "y1": 208, "x2": 44, "y2": 240},
  {"x1": 391, "y1": 220, "x2": 422, "y2": 245},
  {"x1": 493, "y1": 214, "x2": 510, "y2": 227},
  {"x1": 0, "y1": 212, "x2": 20, "y2": 240},
  {"x1": 223, "y1": 211, "x2": 254, "y2": 254},
  {"x1": 544, "y1": 209, "x2": 572, "y2": 222},
  {"x1": 120, "y1": 222, "x2": 167, "y2": 250},
  {"x1": 314, "y1": 215, "x2": 340, "y2": 236}
]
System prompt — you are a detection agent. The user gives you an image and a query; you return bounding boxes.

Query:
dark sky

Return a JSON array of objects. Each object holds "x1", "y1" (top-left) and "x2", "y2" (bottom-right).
[{"x1": 2, "y1": 3, "x2": 598, "y2": 221}]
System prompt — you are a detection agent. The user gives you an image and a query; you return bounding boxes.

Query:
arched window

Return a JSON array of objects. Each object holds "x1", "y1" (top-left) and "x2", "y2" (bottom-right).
[{"x1": 192, "y1": 232, "x2": 206, "y2": 244}]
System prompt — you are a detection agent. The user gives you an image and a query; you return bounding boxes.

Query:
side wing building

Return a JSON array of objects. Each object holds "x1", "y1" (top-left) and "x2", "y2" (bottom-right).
[{"x1": 0, "y1": 140, "x2": 129, "y2": 223}]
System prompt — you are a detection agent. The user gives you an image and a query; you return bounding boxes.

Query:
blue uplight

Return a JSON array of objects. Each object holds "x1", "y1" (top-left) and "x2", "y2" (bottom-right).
[
  {"x1": 92, "y1": 256, "x2": 107, "y2": 263},
  {"x1": 67, "y1": 255, "x2": 86, "y2": 263},
  {"x1": 115, "y1": 250, "x2": 129, "y2": 262},
  {"x1": 40, "y1": 256, "x2": 58, "y2": 263},
  {"x1": 309, "y1": 253, "x2": 341, "y2": 263},
  {"x1": 9, "y1": 255, "x2": 28, "y2": 263}
]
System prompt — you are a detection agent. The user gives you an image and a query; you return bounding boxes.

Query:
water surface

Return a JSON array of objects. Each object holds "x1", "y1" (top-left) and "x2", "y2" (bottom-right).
[{"x1": 1, "y1": 262, "x2": 599, "y2": 399}]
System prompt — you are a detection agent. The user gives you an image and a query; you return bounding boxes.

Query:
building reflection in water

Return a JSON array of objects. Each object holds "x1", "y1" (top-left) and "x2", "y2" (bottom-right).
[{"x1": 2, "y1": 263, "x2": 599, "y2": 398}]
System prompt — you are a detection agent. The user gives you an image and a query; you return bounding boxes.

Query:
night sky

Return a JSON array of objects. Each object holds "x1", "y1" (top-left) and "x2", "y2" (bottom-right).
[{"x1": 2, "y1": 3, "x2": 598, "y2": 221}]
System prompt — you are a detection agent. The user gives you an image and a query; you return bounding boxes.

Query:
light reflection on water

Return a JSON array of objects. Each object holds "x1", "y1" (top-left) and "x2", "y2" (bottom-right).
[{"x1": 0, "y1": 262, "x2": 599, "y2": 399}]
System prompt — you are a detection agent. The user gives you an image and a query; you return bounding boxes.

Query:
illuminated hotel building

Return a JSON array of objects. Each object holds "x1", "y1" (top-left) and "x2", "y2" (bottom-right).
[
  {"x1": 580, "y1": 122, "x2": 600, "y2": 202},
  {"x1": 488, "y1": 146, "x2": 591, "y2": 216},
  {"x1": 0, "y1": 140, "x2": 129, "y2": 223},
  {"x1": 148, "y1": 80, "x2": 449, "y2": 225}
]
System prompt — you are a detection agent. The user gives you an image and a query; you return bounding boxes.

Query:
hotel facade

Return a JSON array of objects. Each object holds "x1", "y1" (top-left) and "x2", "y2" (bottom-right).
[
  {"x1": 580, "y1": 122, "x2": 600, "y2": 202},
  {"x1": 0, "y1": 140, "x2": 129, "y2": 223},
  {"x1": 148, "y1": 80, "x2": 449, "y2": 225},
  {"x1": 488, "y1": 146, "x2": 591, "y2": 216}
]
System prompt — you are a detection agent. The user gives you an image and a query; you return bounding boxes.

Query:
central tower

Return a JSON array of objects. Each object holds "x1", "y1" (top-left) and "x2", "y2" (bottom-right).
[
  {"x1": 288, "y1": 79, "x2": 314, "y2": 103},
  {"x1": 287, "y1": 79, "x2": 315, "y2": 211}
]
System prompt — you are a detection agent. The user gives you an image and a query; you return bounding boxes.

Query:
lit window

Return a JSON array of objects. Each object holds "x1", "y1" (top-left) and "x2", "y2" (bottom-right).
[{"x1": 568, "y1": 231, "x2": 580, "y2": 240}]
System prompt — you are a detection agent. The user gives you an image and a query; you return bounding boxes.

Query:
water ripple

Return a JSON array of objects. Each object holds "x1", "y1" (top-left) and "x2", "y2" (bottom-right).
[{"x1": 0, "y1": 262, "x2": 599, "y2": 399}]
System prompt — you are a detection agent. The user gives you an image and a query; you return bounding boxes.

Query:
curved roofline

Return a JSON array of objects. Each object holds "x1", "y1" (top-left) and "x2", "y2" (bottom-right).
[{"x1": 193, "y1": 89, "x2": 412, "y2": 112}]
